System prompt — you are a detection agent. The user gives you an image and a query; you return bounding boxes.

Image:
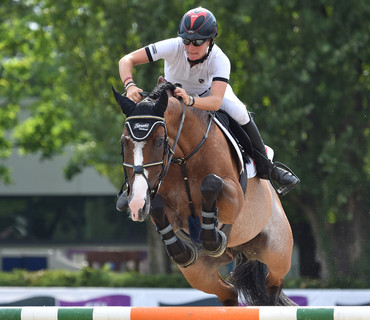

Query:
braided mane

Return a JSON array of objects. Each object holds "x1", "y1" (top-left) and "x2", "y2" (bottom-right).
[{"x1": 148, "y1": 81, "x2": 179, "y2": 99}]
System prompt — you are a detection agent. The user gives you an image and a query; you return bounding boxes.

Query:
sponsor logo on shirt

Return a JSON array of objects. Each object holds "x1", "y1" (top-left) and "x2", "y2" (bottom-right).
[{"x1": 151, "y1": 44, "x2": 157, "y2": 54}]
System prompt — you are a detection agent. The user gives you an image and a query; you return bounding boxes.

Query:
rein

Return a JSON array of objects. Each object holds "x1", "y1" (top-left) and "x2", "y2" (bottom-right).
[
  {"x1": 172, "y1": 111, "x2": 214, "y2": 220},
  {"x1": 151, "y1": 98, "x2": 187, "y2": 196}
]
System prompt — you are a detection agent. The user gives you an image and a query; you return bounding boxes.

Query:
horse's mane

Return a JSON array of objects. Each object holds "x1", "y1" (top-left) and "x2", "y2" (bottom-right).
[{"x1": 148, "y1": 81, "x2": 179, "y2": 99}]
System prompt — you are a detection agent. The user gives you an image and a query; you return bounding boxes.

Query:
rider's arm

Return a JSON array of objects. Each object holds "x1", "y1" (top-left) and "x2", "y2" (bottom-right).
[
  {"x1": 174, "y1": 80, "x2": 227, "y2": 111},
  {"x1": 118, "y1": 48, "x2": 149, "y2": 102}
]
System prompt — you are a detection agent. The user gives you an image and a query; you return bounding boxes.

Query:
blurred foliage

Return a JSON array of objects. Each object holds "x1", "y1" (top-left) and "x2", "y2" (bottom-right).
[
  {"x1": 0, "y1": 0, "x2": 369, "y2": 279},
  {"x1": 0, "y1": 268, "x2": 369, "y2": 289},
  {"x1": 0, "y1": 268, "x2": 191, "y2": 288}
]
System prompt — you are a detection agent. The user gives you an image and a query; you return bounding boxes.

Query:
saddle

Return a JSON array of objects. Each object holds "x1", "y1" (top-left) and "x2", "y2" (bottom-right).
[
  {"x1": 214, "y1": 110, "x2": 254, "y2": 160},
  {"x1": 212, "y1": 110, "x2": 255, "y2": 194}
]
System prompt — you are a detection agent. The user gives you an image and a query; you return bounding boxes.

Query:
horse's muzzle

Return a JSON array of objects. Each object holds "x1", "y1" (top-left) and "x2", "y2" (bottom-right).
[{"x1": 128, "y1": 190, "x2": 151, "y2": 222}]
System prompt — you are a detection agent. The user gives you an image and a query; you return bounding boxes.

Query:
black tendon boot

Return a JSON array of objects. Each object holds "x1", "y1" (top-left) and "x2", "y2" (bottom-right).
[{"x1": 241, "y1": 119, "x2": 300, "y2": 196}]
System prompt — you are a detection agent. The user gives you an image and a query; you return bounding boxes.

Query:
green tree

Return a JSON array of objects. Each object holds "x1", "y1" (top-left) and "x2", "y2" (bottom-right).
[
  {"x1": 1, "y1": 0, "x2": 186, "y2": 274},
  {"x1": 219, "y1": 0, "x2": 370, "y2": 279}
]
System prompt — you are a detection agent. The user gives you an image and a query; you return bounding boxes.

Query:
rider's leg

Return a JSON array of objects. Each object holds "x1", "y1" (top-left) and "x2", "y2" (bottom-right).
[{"x1": 220, "y1": 85, "x2": 299, "y2": 195}]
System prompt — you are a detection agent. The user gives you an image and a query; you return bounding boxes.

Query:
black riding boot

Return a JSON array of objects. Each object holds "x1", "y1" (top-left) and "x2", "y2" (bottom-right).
[{"x1": 241, "y1": 119, "x2": 300, "y2": 196}]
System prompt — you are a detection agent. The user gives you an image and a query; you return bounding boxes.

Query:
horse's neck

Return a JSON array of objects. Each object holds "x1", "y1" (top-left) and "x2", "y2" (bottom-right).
[{"x1": 165, "y1": 98, "x2": 207, "y2": 156}]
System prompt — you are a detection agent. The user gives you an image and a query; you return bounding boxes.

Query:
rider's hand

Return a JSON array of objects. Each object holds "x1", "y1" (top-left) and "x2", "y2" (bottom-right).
[
  {"x1": 173, "y1": 87, "x2": 192, "y2": 106},
  {"x1": 126, "y1": 85, "x2": 143, "y2": 103}
]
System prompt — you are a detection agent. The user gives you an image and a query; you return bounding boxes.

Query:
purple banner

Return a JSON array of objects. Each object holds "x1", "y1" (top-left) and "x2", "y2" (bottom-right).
[
  {"x1": 58, "y1": 295, "x2": 131, "y2": 307},
  {"x1": 290, "y1": 296, "x2": 308, "y2": 306}
]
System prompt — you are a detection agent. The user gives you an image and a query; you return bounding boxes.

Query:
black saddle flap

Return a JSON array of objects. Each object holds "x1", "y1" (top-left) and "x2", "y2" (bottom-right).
[{"x1": 214, "y1": 110, "x2": 254, "y2": 160}]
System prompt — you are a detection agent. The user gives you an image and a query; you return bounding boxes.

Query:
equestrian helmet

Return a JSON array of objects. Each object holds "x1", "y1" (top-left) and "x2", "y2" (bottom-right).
[{"x1": 178, "y1": 7, "x2": 218, "y2": 40}]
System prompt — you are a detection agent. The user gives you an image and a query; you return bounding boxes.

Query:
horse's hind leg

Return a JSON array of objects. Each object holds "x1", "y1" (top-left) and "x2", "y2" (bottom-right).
[
  {"x1": 265, "y1": 272, "x2": 284, "y2": 305},
  {"x1": 179, "y1": 254, "x2": 239, "y2": 306},
  {"x1": 200, "y1": 174, "x2": 227, "y2": 257},
  {"x1": 263, "y1": 233, "x2": 293, "y2": 305},
  {"x1": 263, "y1": 211, "x2": 294, "y2": 305},
  {"x1": 243, "y1": 193, "x2": 294, "y2": 306}
]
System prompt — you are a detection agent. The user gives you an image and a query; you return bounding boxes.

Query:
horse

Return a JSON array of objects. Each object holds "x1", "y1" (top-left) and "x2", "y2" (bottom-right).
[{"x1": 112, "y1": 80, "x2": 296, "y2": 306}]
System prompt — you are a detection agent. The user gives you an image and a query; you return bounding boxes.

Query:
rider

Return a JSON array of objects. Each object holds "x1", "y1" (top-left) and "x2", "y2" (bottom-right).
[{"x1": 116, "y1": 7, "x2": 299, "y2": 210}]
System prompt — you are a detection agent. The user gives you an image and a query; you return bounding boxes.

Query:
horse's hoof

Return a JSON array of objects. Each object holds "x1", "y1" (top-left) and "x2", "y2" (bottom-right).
[
  {"x1": 116, "y1": 190, "x2": 128, "y2": 211},
  {"x1": 202, "y1": 230, "x2": 227, "y2": 258},
  {"x1": 177, "y1": 242, "x2": 198, "y2": 268}
]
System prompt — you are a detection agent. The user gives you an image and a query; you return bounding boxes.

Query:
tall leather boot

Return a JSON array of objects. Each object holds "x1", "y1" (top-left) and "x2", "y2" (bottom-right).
[{"x1": 241, "y1": 119, "x2": 300, "y2": 196}]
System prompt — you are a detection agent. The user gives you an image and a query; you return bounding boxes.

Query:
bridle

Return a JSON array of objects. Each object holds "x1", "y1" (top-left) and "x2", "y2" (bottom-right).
[
  {"x1": 121, "y1": 99, "x2": 186, "y2": 199},
  {"x1": 121, "y1": 97, "x2": 214, "y2": 205}
]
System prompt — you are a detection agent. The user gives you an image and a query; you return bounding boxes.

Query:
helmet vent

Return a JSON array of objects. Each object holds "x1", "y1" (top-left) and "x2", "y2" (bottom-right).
[{"x1": 192, "y1": 16, "x2": 205, "y2": 30}]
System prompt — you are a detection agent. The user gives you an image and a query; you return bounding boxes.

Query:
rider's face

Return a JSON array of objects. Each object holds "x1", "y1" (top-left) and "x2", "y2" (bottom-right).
[{"x1": 184, "y1": 39, "x2": 210, "y2": 61}]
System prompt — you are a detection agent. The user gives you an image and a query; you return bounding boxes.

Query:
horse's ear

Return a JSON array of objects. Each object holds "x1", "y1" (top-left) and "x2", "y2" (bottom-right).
[
  {"x1": 112, "y1": 86, "x2": 136, "y2": 116},
  {"x1": 157, "y1": 76, "x2": 167, "y2": 84},
  {"x1": 153, "y1": 89, "x2": 168, "y2": 116}
]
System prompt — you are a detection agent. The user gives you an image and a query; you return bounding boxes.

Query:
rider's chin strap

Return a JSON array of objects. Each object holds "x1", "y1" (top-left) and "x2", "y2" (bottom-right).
[{"x1": 187, "y1": 39, "x2": 214, "y2": 65}]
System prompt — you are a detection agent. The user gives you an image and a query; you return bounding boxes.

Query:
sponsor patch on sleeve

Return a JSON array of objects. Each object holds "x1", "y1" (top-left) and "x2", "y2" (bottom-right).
[{"x1": 151, "y1": 44, "x2": 157, "y2": 54}]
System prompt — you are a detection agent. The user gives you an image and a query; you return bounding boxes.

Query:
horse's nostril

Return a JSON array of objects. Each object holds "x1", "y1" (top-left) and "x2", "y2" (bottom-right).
[
  {"x1": 138, "y1": 204, "x2": 146, "y2": 221},
  {"x1": 138, "y1": 208, "x2": 143, "y2": 219}
]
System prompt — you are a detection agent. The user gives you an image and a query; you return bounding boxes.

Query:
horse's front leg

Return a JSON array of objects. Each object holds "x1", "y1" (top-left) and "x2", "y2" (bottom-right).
[
  {"x1": 200, "y1": 174, "x2": 228, "y2": 257},
  {"x1": 150, "y1": 195, "x2": 197, "y2": 268}
]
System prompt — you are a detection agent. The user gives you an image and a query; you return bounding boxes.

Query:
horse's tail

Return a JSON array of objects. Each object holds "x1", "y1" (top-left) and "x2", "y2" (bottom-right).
[
  {"x1": 229, "y1": 253, "x2": 269, "y2": 306},
  {"x1": 229, "y1": 253, "x2": 297, "y2": 306}
]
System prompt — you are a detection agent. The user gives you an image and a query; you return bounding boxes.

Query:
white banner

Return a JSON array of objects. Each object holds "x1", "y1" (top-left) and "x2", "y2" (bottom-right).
[{"x1": 0, "y1": 288, "x2": 369, "y2": 307}]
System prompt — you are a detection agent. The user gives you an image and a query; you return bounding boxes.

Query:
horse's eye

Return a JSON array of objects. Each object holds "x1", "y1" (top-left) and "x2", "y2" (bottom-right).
[{"x1": 156, "y1": 137, "x2": 165, "y2": 148}]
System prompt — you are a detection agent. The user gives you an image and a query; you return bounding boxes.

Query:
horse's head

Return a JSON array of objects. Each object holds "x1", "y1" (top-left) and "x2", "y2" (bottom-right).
[{"x1": 112, "y1": 85, "x2": 170, "y2": 221}]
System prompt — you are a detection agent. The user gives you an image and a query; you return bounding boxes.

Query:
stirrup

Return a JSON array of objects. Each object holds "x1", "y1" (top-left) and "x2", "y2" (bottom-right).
[{"x1": 269, "y1": 162, "x2": 300, "y2": 196}]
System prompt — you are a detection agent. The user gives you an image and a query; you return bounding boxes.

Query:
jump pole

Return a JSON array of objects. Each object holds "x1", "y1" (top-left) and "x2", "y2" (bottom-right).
[{"x1": 0, "y1": 306, "x2": 369, "y2": 320}]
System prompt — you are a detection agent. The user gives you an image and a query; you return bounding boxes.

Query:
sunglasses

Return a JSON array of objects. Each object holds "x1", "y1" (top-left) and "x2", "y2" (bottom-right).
[{"x1": 182, "y1": 38, "x2": 208, "y2": 46}]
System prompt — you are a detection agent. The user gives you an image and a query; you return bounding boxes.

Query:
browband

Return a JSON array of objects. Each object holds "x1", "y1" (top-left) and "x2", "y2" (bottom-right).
[{"x1": 125, "y1": 115, "x2": 165, "y2": 141}]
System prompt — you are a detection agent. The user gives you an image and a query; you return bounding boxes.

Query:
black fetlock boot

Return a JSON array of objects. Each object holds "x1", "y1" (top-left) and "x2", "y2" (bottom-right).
[
  {"x1": 241, "y1": 119, "x2": 300, "y2": 196},
  {"x1": 200, "y1": 206, "x2": 227, "y2": 257}
]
